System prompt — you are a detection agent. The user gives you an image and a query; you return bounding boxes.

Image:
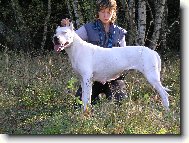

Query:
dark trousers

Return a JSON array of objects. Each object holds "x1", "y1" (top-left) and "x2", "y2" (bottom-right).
[{"x1": 75, "y1": 78, "x2": 127, "y2": 105}]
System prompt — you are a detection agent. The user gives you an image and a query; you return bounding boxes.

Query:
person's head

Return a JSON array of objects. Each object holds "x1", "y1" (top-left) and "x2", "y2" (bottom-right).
[{"x1": 95, "y1": 0, "x2": 117, "y2": 24}]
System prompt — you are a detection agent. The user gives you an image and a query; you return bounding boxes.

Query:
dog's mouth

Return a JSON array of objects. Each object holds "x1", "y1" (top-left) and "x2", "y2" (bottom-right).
[
  {"x1": 54, "y1": 42, "x2": 70, "y2": 52},
  {"x1": 64, "y1": 41, "x2": 69, "y2": 47},
  {"x1": 54, "y1": 44, "x2": 63, "y2": 52}
]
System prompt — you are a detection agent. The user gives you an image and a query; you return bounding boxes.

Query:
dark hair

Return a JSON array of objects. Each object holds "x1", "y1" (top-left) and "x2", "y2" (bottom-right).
[{"x1": 95, "y1": 0, "x2": 117, "y2": 23}]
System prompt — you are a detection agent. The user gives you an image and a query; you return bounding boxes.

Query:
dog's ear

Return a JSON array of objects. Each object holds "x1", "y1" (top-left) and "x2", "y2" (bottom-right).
[{"x1": 69, "y1": 22, "x2": 74, "y2": 31}]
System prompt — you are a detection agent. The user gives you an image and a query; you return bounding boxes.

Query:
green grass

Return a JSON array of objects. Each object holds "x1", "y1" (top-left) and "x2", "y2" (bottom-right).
[{"x1": 0, "y1": 50, "x2": 180, "y2": 134}]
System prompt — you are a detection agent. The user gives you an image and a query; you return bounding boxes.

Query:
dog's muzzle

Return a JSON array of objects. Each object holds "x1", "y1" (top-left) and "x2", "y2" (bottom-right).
[{"x1": 53, "y1": 36, "x2": 69, "y2": 52}]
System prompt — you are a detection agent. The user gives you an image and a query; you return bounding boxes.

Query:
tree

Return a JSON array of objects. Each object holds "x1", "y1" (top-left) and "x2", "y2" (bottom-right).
[
  {"x1": 41, "y1": 0, "x2": 51, "y2": 50},
  {"x1": 137, "y1": 0, "x2": 146, "y2": 45},
  {"x1": 149, "y1": 0, "x2": 167, "y2": 50},
  {"x1": 0, "y1": 0, "x2": 180, "y2": 53},
  {"x1": 10, "y1": 0, "x2": 31, "y2": 51}
]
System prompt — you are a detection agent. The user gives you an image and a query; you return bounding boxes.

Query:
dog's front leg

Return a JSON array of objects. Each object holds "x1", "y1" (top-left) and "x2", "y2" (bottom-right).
[{"x1": 81, "y1": 76, "x2": 92, "y2": 112}]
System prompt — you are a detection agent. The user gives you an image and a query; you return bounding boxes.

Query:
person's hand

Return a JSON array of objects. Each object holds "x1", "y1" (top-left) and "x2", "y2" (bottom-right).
[{"x1": 61, "y1": 18, "x2": 70, "y2": 27}]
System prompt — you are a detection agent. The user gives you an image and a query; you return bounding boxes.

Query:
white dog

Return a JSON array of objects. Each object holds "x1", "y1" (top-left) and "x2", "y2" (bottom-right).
[{"x1": 53, "y1": 23, "x2": 170, "y2": 112}]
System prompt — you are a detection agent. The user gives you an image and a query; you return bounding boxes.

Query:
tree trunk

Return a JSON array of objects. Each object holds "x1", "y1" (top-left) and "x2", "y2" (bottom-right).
[
  {"x1": 160, "y1": 1, "x2": 168, "y2": 51},
  {"x1": 66, "y1": 0, "x2": 73, "y2": 19},
  {"x1": 137, "y1": 0, "x2": 146, "y2": 45},
  {"x1": 150, "y1": 0, "x2": 166, "y2": 50},
  {"x1": 121, "y1": 0, "x2": 137, "y2": 45},
  {"x1": 72, "y1": 0, "x2": 83, "y2": 28},
  {"x1": 128, "y1": 0, "x2": 138, "y2": 45},
  {"x1": 41, "y1": 0, "x2": 51, "y2": 50},
  {"x1": 10, "y1": 0, "x2": 30, "y2": 51}
]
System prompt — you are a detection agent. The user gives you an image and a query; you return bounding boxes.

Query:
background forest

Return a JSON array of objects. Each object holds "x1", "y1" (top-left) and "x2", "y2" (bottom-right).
[
  {"x1": 0, "y1": 0, "x2": 180, "y2": 53},
  {"x1": 0, "y1": 0, "x2": 180, "y2": 134}
]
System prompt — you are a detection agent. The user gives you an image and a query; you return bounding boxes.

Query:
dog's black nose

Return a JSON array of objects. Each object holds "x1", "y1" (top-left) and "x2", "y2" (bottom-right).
[{"x1": 53, "y1": 36, "x2": 60, "y2": 45}]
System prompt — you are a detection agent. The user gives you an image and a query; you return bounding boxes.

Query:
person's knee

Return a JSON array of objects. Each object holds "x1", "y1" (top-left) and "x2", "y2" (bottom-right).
[
  {"x1": 75, "y1": 86, "x2": 82, "y2": 98},
  {"x1": 108, "y1": 80, "x2": 128, "y2": 101}
]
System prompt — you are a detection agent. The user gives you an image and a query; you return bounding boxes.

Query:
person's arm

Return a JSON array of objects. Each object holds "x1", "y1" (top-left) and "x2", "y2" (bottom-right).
[
  {"x1": 75, "y1": 26, "x2": 88, "y2": 41},
  {"x1": 119, "y1": 35, "x2": 126, "y2": 47},
  {"x1": 61, "y1": 18, "x2": 88, "y2": 41}
]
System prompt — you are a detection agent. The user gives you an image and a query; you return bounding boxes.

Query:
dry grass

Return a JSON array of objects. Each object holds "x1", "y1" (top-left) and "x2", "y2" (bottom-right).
[{"x1": 0, "y1": 50, "x2": 180, "y2": 134}]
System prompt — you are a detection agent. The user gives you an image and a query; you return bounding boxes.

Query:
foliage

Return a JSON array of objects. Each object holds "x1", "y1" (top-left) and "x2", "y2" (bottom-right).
[
  {"x1": 0, "y1": 50, "x2": 180, "y2": 134},
  {"x1": 0, "y1": 0, "x2": 180, "y2": 52}
]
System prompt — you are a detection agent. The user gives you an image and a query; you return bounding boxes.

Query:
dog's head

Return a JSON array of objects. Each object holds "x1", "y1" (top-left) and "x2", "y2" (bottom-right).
[{"x1": 53, "y1": 23, "x2": 74, "y2": 52}]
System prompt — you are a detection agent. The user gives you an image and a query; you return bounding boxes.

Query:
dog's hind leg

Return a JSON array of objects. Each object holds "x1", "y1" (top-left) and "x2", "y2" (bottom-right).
[
  {"x1": 144, "y1": 72, "x2": 169, "y2": 110},
  {"x1": 143, "y1": 67, "x2": 169, "y2": 110}
]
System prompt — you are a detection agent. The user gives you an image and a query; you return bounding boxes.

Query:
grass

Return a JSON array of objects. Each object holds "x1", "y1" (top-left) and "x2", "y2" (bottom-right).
[{"x1": 0, "y1": 49, "x2": 180, "y2": 134}]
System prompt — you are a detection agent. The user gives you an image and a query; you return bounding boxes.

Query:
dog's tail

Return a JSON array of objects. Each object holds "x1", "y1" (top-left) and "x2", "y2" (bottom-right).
[{"x1": 155, "y1": 52, "x2": 161, "y2": 72}]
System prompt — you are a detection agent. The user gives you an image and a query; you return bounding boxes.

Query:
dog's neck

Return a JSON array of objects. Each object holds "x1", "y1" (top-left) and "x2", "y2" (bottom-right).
[{"x1": 72, "y1": 32, "x2": 84, "y2": 46}]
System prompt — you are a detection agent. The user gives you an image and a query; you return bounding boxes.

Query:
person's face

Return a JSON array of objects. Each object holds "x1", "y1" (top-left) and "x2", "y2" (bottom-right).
[{"x1": 98, "y1": 8, "x2": 114, "y2": 24}]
